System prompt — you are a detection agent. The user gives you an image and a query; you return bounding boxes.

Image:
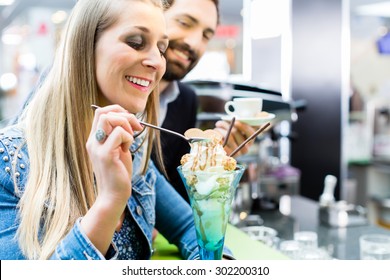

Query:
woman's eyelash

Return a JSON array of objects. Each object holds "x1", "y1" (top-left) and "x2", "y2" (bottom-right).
[
  {"x1": 127, "y1": 36, "x2": 167, "y2": 57},
  {"x1": 159, "y1": 49, "x2": 166, "y2": 57},
  {"x1": 127, "y1": 41, "x2": 144, "y2": 49},
  {"x1": 158, "y1": 46, "x2": 167, "y2": 56}
]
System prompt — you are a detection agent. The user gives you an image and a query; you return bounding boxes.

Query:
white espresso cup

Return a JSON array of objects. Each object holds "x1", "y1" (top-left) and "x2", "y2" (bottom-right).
[{"x1": 224, "y1": 97, "x2": 263, "y2": 118}]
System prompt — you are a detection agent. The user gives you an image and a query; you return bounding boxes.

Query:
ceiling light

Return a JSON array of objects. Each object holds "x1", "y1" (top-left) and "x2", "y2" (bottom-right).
[
  {"x1": 0, "y1": 0, "x2": 15, "y2": 6},
  {"x1": 2, "y1": 34, "x2": 22, "y2": 45},
  {"x1": 18, "y1": 53, "x2": 37, "y2": 71},
  {"x1": 0, "y1": 73, "x2": 17, "y2": 91},
  {"x1": 51, "y1": 10, "x2": 68, "y2": 24},
  {"x1": 250, "y1": 0, "x2": 289, "y2": 39},
  {"x1": 355, "y1": 1, "x2": 390, "y2": 17}
]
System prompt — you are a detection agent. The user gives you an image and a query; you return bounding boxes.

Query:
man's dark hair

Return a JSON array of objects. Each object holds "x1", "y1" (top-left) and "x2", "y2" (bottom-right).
[{"x1": 165, "y1": 0, "x2": 220, "y2": 24}]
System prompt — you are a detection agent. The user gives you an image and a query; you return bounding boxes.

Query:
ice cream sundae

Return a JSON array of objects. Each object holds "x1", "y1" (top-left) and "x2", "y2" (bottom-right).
[{"x1": 177, "y1": 128, "x2": 245, "y2": 259}]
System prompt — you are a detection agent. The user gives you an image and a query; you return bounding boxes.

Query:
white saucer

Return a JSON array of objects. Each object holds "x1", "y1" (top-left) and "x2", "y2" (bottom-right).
[{"x1": 221, "y1": 113, "x2": 275, "y2": 126}]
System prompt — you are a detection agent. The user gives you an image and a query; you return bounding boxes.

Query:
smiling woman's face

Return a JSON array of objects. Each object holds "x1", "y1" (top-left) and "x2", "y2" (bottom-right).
[{"x1": 95, "y1": 1, "x2": 168, "y2": 113}]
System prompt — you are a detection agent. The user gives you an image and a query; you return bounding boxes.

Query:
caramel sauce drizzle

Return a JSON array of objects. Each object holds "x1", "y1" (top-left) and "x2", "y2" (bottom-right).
[{"x1": 190, "y1": 141, "x2": 218, "y2": 171}]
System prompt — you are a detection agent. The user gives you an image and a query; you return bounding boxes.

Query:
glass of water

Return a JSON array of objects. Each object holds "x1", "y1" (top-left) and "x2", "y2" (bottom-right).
[
  {"x1": 294, "y1": 231, "x2": 318, "y2": 249},
  {"x1": 279, "y1": 240, "x2": 302, "y2": 259},
  {"x1": 360, "y1": 234, "x2": 390, "y2": 260}
]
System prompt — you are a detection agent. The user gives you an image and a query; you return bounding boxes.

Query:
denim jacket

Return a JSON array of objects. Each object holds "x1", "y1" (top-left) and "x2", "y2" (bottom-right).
[{"x1": 0, "y1": 126, "x2": 233, "y2": 260}]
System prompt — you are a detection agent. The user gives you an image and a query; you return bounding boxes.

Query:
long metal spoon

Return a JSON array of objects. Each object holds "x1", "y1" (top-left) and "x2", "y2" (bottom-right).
[
  {"x1": 91, "y1": 105, "x2": 208, "y2": 144},
  {"x1": 138, "y1": 121, "x2": 209, "y2": 144}
]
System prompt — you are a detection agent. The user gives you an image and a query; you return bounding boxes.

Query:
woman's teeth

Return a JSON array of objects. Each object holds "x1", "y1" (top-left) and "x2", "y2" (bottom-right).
[{"x1": 126, "y1": 76, "x2": 150, "y2": 87}]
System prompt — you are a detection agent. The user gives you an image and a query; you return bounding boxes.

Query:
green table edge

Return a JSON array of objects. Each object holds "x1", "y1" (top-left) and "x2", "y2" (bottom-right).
[{"x1": 151, "y1": 224, "x2": 289, "y2": 260}]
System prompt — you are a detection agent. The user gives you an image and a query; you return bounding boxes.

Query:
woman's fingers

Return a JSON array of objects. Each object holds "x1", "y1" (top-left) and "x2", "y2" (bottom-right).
[
  {"x1": 96, "y1": 114, "x2": 135, "y2": 140},
  {"x1": 91, "y1": 106, "x2": 143, "y2": 148},
  {"x1": 91, "y1": 104, "x2": 127, "y2": 131},
  {"x1": 87, "y1": 126, "x2": 134, "y2": 199},
  {"x1": 92, "y1": 105, "x2": 143, "y2": 134},
  {"x1": 103, "y1": 126, "x2": 133, "y2": 153}
]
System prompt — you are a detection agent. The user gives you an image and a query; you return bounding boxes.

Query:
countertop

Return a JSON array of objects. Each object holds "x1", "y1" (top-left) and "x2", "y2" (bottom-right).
[
  {"x1": 151, "y1": 195, "x2": 390, "y2": 260},
  {"x1": 254, "y1": 195, "x2": 390, "y2": 260}
]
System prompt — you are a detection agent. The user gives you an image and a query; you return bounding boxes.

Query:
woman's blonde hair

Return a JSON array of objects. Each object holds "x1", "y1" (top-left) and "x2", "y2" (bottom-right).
[{"x1": 16, "y1": 0, "x2": 166, "y2": 259}]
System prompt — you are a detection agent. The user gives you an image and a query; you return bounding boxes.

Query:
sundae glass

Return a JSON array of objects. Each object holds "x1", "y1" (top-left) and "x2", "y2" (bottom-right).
[{"x1": 177, "y1": 129, "x2": 245, "y2": 260}]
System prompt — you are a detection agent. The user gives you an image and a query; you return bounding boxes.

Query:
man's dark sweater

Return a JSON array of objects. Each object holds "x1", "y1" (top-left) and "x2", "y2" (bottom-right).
[{"x1": 153, "y1": 82, "x2": 198, "y2": 203}]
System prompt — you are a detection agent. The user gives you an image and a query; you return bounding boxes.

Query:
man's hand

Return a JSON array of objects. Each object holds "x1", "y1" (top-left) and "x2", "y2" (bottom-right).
[{"x1": 214, "y1": 120, "x2": 257, "y2": 157}]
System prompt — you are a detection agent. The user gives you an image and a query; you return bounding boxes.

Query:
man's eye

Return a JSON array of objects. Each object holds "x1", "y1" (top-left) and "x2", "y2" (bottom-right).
[
  {"x1": 204, "y1": 31, "x2": 214, "y2": 41},
  {"x1": 178, "y1": 19, "x2": 190, "y2": 27},
  {"x1": 203, "y1": 34, "x2": 211, "y2": 41}
]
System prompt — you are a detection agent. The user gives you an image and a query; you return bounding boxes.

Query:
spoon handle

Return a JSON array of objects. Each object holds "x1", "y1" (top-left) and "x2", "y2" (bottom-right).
[
  {"x1": 91, "y1": 104, "x2": 189, "y2": 141},
  {"x1": 139, "y1": 121, "x2": 189, "y2": 141}
]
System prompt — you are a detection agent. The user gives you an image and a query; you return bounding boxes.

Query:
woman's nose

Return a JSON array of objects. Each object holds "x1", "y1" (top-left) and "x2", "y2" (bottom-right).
[{"x1": 142, "y1": 48, "x2": 165, "y2": 71}]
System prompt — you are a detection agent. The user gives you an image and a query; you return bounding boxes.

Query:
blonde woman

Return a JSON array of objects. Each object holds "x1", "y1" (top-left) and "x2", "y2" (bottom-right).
[{"x1": 0, "y1": 0, "x2": 232, "y2": 260}]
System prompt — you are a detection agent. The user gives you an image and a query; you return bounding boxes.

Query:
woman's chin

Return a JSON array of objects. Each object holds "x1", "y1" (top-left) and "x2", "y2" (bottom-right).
[{"x1": 125, "y1": 104, "x2": 146, "y2": 115}]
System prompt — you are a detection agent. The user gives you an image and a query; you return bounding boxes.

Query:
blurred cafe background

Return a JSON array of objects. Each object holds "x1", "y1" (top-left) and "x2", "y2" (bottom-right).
[{"x1": 2, "y1": 0, "x2": 390, "y2": 259}]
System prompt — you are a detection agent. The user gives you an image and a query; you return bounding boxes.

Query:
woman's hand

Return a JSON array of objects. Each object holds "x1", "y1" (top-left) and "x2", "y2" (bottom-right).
[
  {"x1": 82, "y1": 105, "x2": 143, "y2": 256},
  {"x1": 214, "y1": 120, "x2": 257, "y2": 157},
  {"x1": 86, "y1": 104, "x2": 143, "y2": 203}
]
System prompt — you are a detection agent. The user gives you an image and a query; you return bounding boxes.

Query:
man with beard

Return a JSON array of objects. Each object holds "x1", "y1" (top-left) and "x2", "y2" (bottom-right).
[{"x1": 155, "y1": 0, "x2": 256, "y2": 202}]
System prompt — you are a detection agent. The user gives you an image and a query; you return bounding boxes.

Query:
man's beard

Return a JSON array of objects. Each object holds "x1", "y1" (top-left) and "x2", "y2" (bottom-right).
[
  {"x1": 162, "y1": 60, "x2": 194, "y2": 81},
  {"x1": 162, "y1": 40, "x2": 198, "y2": 81}
]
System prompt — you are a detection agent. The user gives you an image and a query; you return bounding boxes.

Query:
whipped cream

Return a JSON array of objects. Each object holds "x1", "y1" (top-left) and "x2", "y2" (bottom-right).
[
  {"x1": 180, "y1": 136, "x2": 237, "y2": 196},
  {"x1": 180, "y1": 137, "x2": 236, "y2": 173}
]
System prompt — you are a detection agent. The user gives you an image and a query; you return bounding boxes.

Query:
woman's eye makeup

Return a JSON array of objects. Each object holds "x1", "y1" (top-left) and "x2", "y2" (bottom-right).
[
  {"x1": 126, "y1": 35, "x2": 144, "y2": 49},
  {"x1": 126, "y1": 34, "x2": 168, "y2": 57},
  {"x1": 158, "y1": 42, "x2": 168, "y2": 56}
]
